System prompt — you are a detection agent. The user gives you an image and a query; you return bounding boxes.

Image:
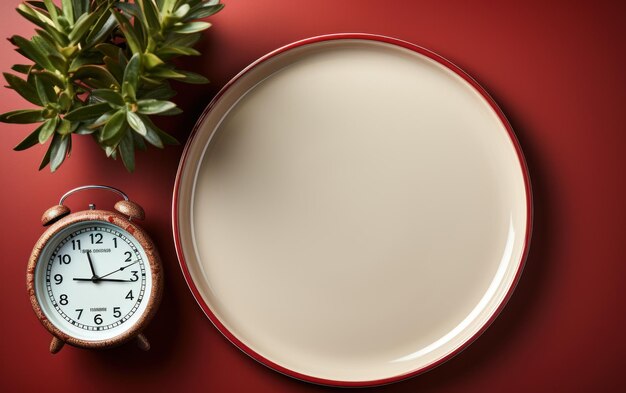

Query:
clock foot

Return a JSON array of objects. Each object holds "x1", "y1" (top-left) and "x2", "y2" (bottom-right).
[
  {"x1": 50, "y1": 337, "x2": 65, "y2": 354},
  {"x1": 136, "y1": 333, "x2": 150, "y2": 351}
]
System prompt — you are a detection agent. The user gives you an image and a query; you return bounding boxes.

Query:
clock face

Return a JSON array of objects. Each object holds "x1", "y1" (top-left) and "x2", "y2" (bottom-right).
[{"x1": 34, "y1": 221, "x2": 153, "y2": 341}]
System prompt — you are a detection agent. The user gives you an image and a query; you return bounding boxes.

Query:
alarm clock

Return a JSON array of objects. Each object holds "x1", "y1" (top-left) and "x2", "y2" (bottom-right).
[{"x1": 26, "y1": 185, "x2": 163, "y2": 354}]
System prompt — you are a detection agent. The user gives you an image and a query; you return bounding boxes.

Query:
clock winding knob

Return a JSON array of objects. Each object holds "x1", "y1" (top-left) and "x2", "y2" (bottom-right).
[
  {"x1": 114, "y1": 200, "x2": 145, "y2": 221},
  {"x1": 41, "y1": 205, "x2": 71, "y2": 226}
]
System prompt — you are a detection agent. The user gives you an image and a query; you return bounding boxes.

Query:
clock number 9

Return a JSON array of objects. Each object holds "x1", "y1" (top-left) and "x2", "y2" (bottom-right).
[{"x1": 54, "y1": 274, "x2": 63, "y2": 285}]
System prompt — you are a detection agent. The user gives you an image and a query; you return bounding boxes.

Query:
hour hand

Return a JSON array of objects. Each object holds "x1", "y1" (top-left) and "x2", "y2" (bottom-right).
[{"x1": 86, "y1": 251, "x2": 98, "y2": 279}]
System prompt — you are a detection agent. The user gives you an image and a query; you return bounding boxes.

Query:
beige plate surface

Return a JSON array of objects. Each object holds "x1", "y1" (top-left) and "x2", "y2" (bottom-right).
[{"x1": 174, "y1": 36, "x2": 531, "y2": 385}]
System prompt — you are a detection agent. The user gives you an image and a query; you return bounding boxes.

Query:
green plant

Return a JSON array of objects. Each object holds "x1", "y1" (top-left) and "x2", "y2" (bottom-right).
[{"x1": 0, "y1": 0, "x2": 223, "y2": 172}]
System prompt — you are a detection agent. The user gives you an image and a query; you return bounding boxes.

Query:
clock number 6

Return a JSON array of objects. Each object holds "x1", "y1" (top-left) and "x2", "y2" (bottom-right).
[{"x1": 94, "y1": 314, "x2": 103, "y2": 325}]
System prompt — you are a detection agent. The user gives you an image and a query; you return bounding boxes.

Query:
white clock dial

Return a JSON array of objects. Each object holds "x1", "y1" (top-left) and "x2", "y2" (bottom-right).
[{"x1": 34, "y1": 221, "x2": 153, "y2": 341}]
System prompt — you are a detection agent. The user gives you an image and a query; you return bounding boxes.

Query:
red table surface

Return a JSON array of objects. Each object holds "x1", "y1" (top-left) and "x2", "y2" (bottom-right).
[{"x1": 1, "y1": 1, "x2": 624, "y2": 392}]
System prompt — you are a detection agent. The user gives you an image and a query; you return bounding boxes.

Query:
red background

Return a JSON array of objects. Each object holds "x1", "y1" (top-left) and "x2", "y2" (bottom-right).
[{"x1": 1, "y1": 1, "x2": 624, "y2": 392}]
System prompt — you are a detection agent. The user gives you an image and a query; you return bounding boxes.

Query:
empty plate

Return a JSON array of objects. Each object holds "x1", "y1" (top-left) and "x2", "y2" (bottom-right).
[{"x1": 173, "y1": 34, "x2": 532, "y2": 386}]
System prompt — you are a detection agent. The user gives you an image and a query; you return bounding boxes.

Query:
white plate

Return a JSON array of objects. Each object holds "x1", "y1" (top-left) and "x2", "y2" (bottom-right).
[{"x1": 173, "y1": 34, "x2": 532, "y2": 386}]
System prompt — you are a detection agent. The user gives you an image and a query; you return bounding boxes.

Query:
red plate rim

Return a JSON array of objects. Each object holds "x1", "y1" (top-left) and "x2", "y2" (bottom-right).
[{"x1": 171, "y1": 33, "x2": 534, "y2": 387}]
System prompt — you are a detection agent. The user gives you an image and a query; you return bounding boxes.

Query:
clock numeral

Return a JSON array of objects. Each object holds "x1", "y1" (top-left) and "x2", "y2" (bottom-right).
[
  {"x1": 53, "y1": 274, "x2": 63, "y2": 285},
  {"x1": 89, "y1": 233, "x2": 103, "y2": 244},
  {"x1": 124, "y1": 251, "x2": 132, "y2": 263},
  {"x1": 75, "y1": 309, "x2": 83, "y2": 319},
  {"x1": 113, "y1": 238, "x2": 117, "y2": 248},
  {"x1": 59, "y1": 294, "x2": 68, "y2": 305},
  {"x1": 71, "y1": 239, "x2": 81, "y2": 250},
  {"x1": 94, "y1": 314, "x2": 103, "y2": 325},
  {"x1": 125, "y1": 290, "x2": 134, "y2": 300},
  {"x1": 113, "y1": 307, "x2": 121, "y2": 318},
  {"x1": 130, "y1": 271, "x2": 139, "y2": 282},
  {"x1": 57, "y1": 254, "x2": 71, "y2": 265}
]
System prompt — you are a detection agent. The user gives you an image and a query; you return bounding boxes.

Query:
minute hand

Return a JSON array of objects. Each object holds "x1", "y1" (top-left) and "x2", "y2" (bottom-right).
[{"x1": 95, "y1": 260, "x2": 140, "y2": 281}]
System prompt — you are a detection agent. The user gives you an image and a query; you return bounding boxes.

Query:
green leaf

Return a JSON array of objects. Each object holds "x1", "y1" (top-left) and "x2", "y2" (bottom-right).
[
  {"x1": 73, "y1": 65, "x2": 120, "y2": 89},
  {"x1": 48, "y1": 55, "x2": 68, "y2": 73},
  {"x1": 138, "y1": 0, "x2": 161, "y2": 31},
  {"x1": 42, "y1": 0, "x2": 59, "y2": 23},
  {"x1": 61, "y1": 0, "x2": 74, "y2": 24},
  {"x1": 69, "y1": 12, "x2": 99, "y2": 44},
  {"x1": 103, "y1": 56, "x2": 124, "y2": 82},
  {"x1": 115, "y1": 2, "x2": 140, "y2": 18},
  {"x1": 155, "y1": 127, "x2": 179, "y2": 145},
  {"x1": 158, "y1": 106, "x2": 183, "y2": 116},
  {"x1": 172, "y1": 70, "x2": 209, "y2": 84},
  {"x1": 132, "y1": 129, "x2": 147, "y2": 151},
  {"x1": 32, "y1": 70, "x2": 65, "y2": 88},
  {"x1": 38, "y1": 117, "x2": 58, "y2": 143},
  {"x1": 16, "y1": 4, "x2": 56, "y2": 30},
  {"x1": 74, "y1": 123, "x2": 96, "y2": 135},
  {"x1": 101, "y1": 109, "x2": 126, "y2": 142},
  {"x1": 50, "y1": 133, "x2": 70, "y2": 172},
  {"x1": 57, "y1": 118, "x2": 72, "y2": 135},
  {"x1": 0, "y1": 109, "x2": 44, "y2": 124},
  {"x1": 3, "y1": 73, "x2": 42, "y2": 105},
  {"x1": 95, "y1": 43, "x2": 121, "y2": 59},
  {"x1": 173, "y1": 4, "x2": 190, "y2": 19},
  {"x1": 167, "y1": 32, "x2": 201, "y2": 47},
  {"x1": 118, "y1": 130, "x2": 135, "y2": 172},
  {"x1": 10, "y1": 35, "x2": 54, "y2": 70},
  {"x1": 162, "y1": 0, "x2": 178, "y2": 13},
  {"x1": 64, "y1": 102, "x2": 111, "y2": 121},
  {"x1": 39, "y1": 138, "x2": 52, "y2": 170},
  {"x1": 142, "y1": 123, "x2": 163, "y2": 148},
  {"x1": 143, "y1": 53, "x2": 164, "y2": 69},
  {"x1": 11, "y1": 64, "x2": 32, "y2": 74},
  {"x1": 138, "y1": 83, "x2": 176, "y2": 100},
  {"x1": 156, "y1": 46, "x2": 200, "y2": 58},
  {"x1": 137, "y1": 99, "x2": 176, "y2": 115},
  {"x1": 89, "y1": 110, "x2": 116, "y2": 128},
  {"x1": 111, "y1": 9, "x2": 142, "y2": 54},
  {"x1": 14, "y1": 123, "x2": 45, "y2": 151},
  {"x1": 172, "y1": 21, "x2": 211, "y2": 34},
  {"x1": 122, "y1": 81, "x2": 136, "y2": 103},
  {"x1": 123, "y1": 53, "x2": 141, "y2": 89},
  {"x1": 141, "y1": 114, "x2": 178, "y2": 146},
  {"x1": 58, "y1": 91, "x2": 72, "y2": 112},
  {"x1": 34, "y1": 75, "x2": 57, "y2": 105},
  {"x1": 187, "y1": 3, "x2": 224, "y2": 20},
  {"x1": 85, "y1": 12, "x2": 116, "y2": 48},
  {"x1": 91, "y1": 89, "x2": 125, "y2": 106},
  {"x1": 72, "y1": 0, "x2": 90, "y2": 17},
  {"x1": 126, "y1": 110, "x2": 147, "y2": 136},
  {"x1": 148, "y1": 67, "x2": 185, "y2": 79},
  {"x1": 69, "y1": 51, "x2": 103, "y2": 72}
]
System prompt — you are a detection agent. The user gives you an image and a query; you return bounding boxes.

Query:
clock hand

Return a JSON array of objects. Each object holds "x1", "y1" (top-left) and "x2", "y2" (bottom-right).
[
  {"x1": 73, "y1": 278, "x2": 134, "y2": 282},
  {"x1": 95, "y1": 260, "x2": 140, "y2": 281},
  {"x1": 86, "y1": 251, "x2": 98, "y2": 280}
]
